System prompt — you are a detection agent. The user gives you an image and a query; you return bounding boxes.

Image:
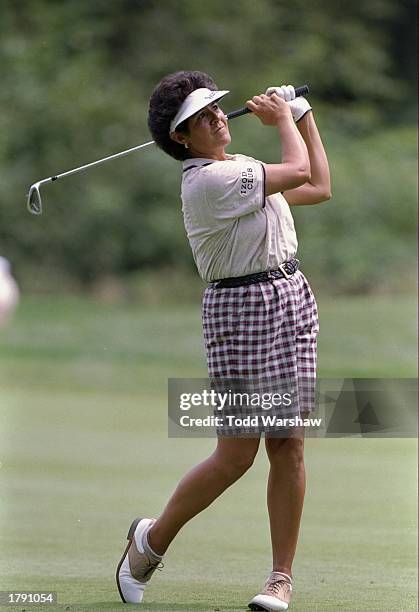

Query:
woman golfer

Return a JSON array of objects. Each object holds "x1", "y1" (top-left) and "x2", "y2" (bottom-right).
[{"x1": 117, "y1": 71, "x2": 331, "y2": 611}]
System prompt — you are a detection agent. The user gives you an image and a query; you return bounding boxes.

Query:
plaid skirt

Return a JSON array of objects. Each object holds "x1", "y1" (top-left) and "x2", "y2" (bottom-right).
[{"x1": 202, "y1": 271, "x2": 319, "y2": 435}]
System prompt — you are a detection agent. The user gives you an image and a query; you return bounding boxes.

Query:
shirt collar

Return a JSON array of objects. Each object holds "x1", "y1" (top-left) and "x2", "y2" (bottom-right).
[{"x1": 182, "y1": 155, "x2": 235, "y2": 173}]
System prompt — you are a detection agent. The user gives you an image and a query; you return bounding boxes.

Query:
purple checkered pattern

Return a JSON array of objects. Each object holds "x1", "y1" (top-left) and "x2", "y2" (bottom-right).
[{"x1": 202, "y1": 271, "x2": 319, "y2": 435}]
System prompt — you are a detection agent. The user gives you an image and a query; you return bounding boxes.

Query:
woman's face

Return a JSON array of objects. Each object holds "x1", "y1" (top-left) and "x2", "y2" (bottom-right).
[{"x1": 182, "y1": 102, "x2": 231, "y2": 159}]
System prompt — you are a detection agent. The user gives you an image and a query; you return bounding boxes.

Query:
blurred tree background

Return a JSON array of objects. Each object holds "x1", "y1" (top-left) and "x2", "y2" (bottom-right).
[{"x1": 0, "y1": 0, "x2": 417, "y2": 297}]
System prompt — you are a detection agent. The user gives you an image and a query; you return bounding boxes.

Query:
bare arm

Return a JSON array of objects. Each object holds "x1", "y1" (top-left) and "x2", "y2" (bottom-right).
[
  {"x1": 246, "y1": 94, "x2": 310, "y2": 196},
  {"x1": 283, "y1": 111, "x2": 331, "y2": 205}
]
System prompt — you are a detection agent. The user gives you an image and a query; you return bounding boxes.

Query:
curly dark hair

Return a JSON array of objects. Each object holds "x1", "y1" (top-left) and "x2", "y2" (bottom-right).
[{"x1": 148, "y1": 71, "x2": 218, "y2": 161}]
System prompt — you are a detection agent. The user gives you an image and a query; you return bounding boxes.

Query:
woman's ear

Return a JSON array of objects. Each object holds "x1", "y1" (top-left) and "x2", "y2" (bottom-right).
[{"x1": 170, "y1": 131, "x2": 188, "y2": 146}]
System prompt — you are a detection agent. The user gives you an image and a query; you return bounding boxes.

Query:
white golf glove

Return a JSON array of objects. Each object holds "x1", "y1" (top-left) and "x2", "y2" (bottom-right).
[{"x1": 265, "y1": 85, "x2": 312, "y2": 122}]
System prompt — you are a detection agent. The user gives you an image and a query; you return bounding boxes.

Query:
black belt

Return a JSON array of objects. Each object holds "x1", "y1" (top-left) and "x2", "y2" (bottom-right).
[{"x1": 211, "y1": 259, "x2": 300, "y2": 289}]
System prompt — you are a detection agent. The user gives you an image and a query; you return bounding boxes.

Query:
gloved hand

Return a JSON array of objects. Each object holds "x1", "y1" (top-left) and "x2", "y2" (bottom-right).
[{"x1": 265, "y1": 85, "x2": 312, "y2": 122}]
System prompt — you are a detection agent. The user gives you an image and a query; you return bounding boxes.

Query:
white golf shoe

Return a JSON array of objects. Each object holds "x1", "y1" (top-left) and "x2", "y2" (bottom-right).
[
  {"x1": 248, "y1": 571, "x2": 293, "y2": 611},
  {"x1": 116, "y1": 517, "x2": 163, "y2": 604}
]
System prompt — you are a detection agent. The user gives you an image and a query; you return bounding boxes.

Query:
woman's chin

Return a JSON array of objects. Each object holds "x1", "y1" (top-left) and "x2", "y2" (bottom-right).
[{"x1": 221, "y1": 133, "x2": 232, "y2": 146}]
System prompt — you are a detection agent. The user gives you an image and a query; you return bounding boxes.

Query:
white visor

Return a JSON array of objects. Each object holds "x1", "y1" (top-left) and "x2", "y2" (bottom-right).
[{"x1": 170, "y1": 88, "x2": 229, "y2": 132}]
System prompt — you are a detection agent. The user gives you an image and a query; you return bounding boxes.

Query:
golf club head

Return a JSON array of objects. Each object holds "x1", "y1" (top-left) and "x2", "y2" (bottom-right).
[{"x1": 27, "y1": 183, "x2": 43, "y2": 215}]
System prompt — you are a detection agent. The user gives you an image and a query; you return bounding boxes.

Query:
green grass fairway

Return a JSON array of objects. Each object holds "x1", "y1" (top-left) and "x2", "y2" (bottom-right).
[{"x1": 0, "y1": 295, "x2": 417, "y2": 611}]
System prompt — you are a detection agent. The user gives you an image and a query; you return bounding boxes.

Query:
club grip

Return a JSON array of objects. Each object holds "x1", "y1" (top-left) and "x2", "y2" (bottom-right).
[{"x1": 226, "y1": 84, "x2": 309, "y2": 120}]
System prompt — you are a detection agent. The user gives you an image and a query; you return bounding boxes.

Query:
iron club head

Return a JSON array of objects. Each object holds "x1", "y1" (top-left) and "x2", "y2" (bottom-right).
[{"x1": 27, "y1": 183, "x2": 43, "y2": 215}]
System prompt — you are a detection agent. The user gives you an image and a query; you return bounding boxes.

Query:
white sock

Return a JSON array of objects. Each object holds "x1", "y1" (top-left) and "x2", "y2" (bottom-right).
[
  {"x1": 142, "y1": 525, "x2": 164, "y2": 561},
  {"x1": 270, "y1": 571, "x2": 292, "y2": 583}
]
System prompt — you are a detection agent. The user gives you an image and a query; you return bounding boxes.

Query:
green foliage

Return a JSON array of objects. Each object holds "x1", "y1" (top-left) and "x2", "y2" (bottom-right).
[
  {"x1": 0, "y1": 0, "x2": 416, "y2": 293},
  {"x1": 292, "y1": 125, "x2": 418, "y2": 292}
]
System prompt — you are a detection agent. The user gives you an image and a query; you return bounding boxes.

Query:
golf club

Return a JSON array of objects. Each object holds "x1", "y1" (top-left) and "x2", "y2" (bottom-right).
[{"x1": 27, "y1": 84, "x2": 309, "y2": 215}]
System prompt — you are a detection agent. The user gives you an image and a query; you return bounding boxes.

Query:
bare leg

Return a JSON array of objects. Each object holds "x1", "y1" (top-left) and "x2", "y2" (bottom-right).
[
  {"x1": 148, "y1": 436, "x2": 261, "y2": 556},
  {"x1": 264, "y1": 430, "x2": 306, "y2": 576}
]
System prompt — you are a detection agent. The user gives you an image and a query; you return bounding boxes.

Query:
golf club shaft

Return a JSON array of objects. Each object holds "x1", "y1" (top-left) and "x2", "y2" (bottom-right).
[
  {"x1": 226, "y1": 84, "x2": 309, "y2": 120},
  {"x1": 49, "y1": 140, "x2": 155, "y2": 183},
  {"x1": 44, "y1": 84, "x2": 310, "y2": 184}
]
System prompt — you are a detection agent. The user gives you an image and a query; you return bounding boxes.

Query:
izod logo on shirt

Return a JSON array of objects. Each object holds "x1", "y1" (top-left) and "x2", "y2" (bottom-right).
[{"x1": 240, "y1": 167, "x2": 255, "y2": 196}]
